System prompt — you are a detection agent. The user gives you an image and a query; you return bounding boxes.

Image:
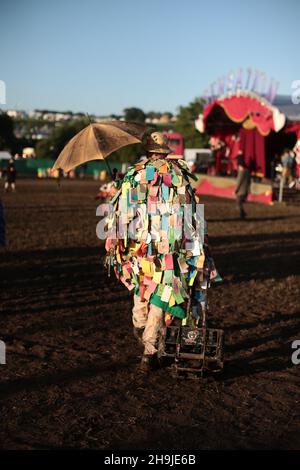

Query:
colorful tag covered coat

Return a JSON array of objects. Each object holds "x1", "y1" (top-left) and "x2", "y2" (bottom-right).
[{"x1": 105, "y1": 155, "x2": 219, "y2": 321}]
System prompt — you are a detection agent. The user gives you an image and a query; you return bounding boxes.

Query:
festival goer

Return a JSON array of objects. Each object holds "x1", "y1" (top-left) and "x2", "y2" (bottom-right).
[
  {"x1": 214, "y1": 140, "x2": 226, "y2": 175},
  {"x1": 95, "y1": 181, "x2": 118, "y2": 202},
  {"x1": 235, "y1": 154, "x2": 251, "y2": 219},
  {"x1": 104, "y1": 131, "x2": 219, "y2": 372},
  {"x1": 281, "y1": 149, "x2": 295, "y2": 186},
  {"x1": 4, "y1": 158, "x2": 17, "y2": 192}
]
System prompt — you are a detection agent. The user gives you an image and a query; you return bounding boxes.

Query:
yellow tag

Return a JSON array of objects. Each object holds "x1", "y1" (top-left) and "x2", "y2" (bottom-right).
[
  {"x1": 189, "y1": 271, "x2": 198, "y2": 286},
  {"x1": 153, "y1": 271, "x2": 162, "y2": 284},
  {"x1": 141, "y1": 259, "x2": 152, "y2": 276},
  {"x1": 197, "y1": 254, "x2": 205, "y2": 269},
  {"x1": 169, "y1": 293, "x2": 175, "y2": 307},
  {"x1": 121, "y1": 182, "x2": 130, "y2": 198}
]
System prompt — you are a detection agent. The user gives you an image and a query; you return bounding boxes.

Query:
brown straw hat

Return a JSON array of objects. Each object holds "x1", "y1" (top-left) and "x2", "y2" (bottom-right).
[{"x1": 142, "y1": 131, "x2": 172, "y2": 154}]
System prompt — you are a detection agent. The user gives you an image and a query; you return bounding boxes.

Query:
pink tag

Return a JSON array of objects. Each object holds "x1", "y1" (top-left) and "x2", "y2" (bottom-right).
[
  {"x1": 151, "y1": 172, "x2": 159, "y2": 185},
  {"x1": 146, "y1": 280, "x2": 157, "y2": 294},
  {"x1": 143, "y1": 275, "x2": 153, "y2": 286},
  {"x1": 140, "y1": 170, "x2": 147, "y2": 184},
  {"x1": 149, "y1": 185, "x2": 159, "y2": 197},
  {"x1": 165, "y1": 253, "x2": 174, "y2": 270},
  {"x1": 163, "y1": 174, "x2": 172, "y2": 187}
]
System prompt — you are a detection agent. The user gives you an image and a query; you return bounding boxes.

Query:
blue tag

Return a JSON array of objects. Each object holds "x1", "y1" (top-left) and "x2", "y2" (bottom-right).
[
  {"x1": 161, "y1": 183, "x2": 169, "y2": 201},
  {"x1": 161, "y1": 214, "x2": 169, "y2": 231},
  {"x1": 146, "y1": 166, "x2": 155, "y2": 181}
]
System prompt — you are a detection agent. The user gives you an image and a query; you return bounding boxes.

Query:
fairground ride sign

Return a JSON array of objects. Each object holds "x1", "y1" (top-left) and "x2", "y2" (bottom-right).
[{"x1": 203, "y1": 68, "x2": 279, "y2": 104}]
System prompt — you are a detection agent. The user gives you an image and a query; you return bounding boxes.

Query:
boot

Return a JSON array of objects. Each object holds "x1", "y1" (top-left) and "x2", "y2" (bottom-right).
[{"x1": 138, "y1": 354, "x2": 159, "y2": 373}]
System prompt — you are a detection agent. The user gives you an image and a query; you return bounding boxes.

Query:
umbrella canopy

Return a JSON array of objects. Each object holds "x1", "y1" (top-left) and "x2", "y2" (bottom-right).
[{"x1": 52, "y1": 121, "x2": 147, "y2": 172}]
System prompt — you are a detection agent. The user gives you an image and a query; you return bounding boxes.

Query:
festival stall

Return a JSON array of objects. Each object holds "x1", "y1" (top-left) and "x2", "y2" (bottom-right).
[
  {"x1": 192, "y1": 174, "x2": 273, "y2": 205},
  {"x1": 194, "y1": 70, "x2": 300, "y2": 203},
  {"x1": 199, "y1": 91, "x2": 298, "y2": 177}
]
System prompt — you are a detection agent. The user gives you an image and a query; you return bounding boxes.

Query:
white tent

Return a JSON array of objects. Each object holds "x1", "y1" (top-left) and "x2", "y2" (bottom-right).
[{"x1": 0, "y1": 151, "x2": 12, "y2": 160}]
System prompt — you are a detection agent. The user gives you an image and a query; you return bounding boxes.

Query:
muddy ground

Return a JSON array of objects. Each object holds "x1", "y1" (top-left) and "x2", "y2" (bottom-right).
[{"x1": 0, "y1": 179, "x2": 299, "y2": 450}]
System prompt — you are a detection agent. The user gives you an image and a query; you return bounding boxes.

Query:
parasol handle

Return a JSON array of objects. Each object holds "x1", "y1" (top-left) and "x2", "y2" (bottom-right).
[{"x1": 104, "y1": 158, "x2": 114, "y2": 181}]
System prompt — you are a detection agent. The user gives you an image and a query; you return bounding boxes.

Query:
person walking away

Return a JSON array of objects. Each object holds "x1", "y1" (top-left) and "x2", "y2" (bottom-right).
[
  {"x1": 104, "y1": 131, "x2": 219, "y2": 372},
  {"x1": 281, "y1": 149, "x2": 294, "y2": 187},
  {"x1": 287, "y1": 150, "x2": 296, "y2": 188},
  {"x1": 4, "y1": 158, "x2": 17, "y2": 192},
  {"x1": 235, "y1": 155, "x2": 251, "y2": 219}
]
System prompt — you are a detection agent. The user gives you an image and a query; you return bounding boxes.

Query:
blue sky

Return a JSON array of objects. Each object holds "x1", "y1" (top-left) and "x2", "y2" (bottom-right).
[{"x1": 1, "y1": 0, "x2": 299, "y2": 115}]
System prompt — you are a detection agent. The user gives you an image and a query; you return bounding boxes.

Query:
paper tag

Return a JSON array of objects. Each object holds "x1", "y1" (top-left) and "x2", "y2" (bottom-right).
[
  {"x1": 149, "y1": 185, "x2": 159, "y2": 197},
  {"x1": 173, "y1": 289, "x2": 184, "y2": 304},
  {"x1": 158, "y1": 202, "x2": 169, "y2": 215},
  {"x1": 161, "y1": 285, "x2": 172, "y2": 303},
  {"x1": 146, "y1": 232, "x2": 152, "y2": 244},
  {"x1": 159, "y1": 163, "x2": 168, "y2": 174},
  {"x1": 178, "y1": 257, "x2": 189, "y2": 273},
  {"x1": 146, "y1": 166, "x2": 155, "y2": 181},
  {"x1": 153, "y1": 271, "x2": 162, "y2": 284},
  {"x1": 161, "y1": 214, "x2": 169, "y2": 232},
  {"x1": 169, "y1": 294, "x2": 176, "y2": 307},
  {"x1": 141, "y1": 259, "x2": 153, "y2": 275},
  {"x1": 151, "y1": 215, "x2": 160, "y2": 230},
  {"x1": 163, "y1": 269, "x2": 173, "y2": 284},
  {"x1": 191, "y1": 240, "x2": 201, "y2": 256},
  {"x1": 165, "y1": 253, "x2": 174, "y2": 270},
  {"x1": 140, "y1": 170, "x2": 147, "y2": 184},
  {"x1": 158, "y1": 239, "x2": 169, "y2": 254},
  {"x1": 146, "y1": 280, "x2": 157, "y2": 295},
  {"x1": 163, "y1": 174, "x2": 172, "y2": 187},
  {"x1": 161, "y1": 184, "x2": 169, "y2": 201},
  {"x1": 197, "y1": 254, "x2": 205, "y2": 269},
  {"x1": 132, "y1": 262, "x2": 139, "y2": 275}
]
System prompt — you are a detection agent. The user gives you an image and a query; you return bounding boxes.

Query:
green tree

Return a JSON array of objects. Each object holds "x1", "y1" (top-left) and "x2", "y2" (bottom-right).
[
  {"x1": 111, "y1": 142, "x2": 143, "y2": 164},
  {"x1": 35, "y1": 118, "x2": 88, "y2": 158},
  {"x1": 123, "y1": 107, "x2": 146, "y2": 123},
  {"x1": 0, "y1": 112, "x2": 16, "y2": 151},
  {"x1": 146, "y1": 111, "x2": 161, "y2": 120},
  {"x1": 175, "y1": 97, "x2": 209, "y2": 148}
]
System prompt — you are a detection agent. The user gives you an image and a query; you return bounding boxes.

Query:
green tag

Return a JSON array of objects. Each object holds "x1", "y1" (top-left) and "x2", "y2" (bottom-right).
[
  {"x1": 163, "y1": 269, "x2": 173, "y2": 284},
  {"x1": 157, "y1": 284, "x2": 164, "y2": 296},
  {"x1": 172, "y1": 174, "x2": 180, "y2": 185},
  {"x1": 173, "y1": 289, "x2": 185, "y2": 304},
  {"x1": 169, "y1": 226, "x2": 175, "y2": 245}
]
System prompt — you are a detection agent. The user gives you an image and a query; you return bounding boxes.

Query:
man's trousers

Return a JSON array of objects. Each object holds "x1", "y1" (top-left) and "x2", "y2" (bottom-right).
[{"x1": 132, "y1": 294, "x2": 164, "y2": 355}]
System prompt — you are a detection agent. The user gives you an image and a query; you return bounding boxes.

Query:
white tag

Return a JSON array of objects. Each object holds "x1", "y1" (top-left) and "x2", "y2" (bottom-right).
[
  {"x1": 191, "y1": 239, "x2": 201, "y2": 256},
  {"x1": 146, "y1": 232, "x2": 152, "y2": 244},
  {"x1": 161, "y1": 285, "x2": 172, "y2": 302},
  {"x1": 132, "y1": 261, "x2": 139, "y2": 275}
]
